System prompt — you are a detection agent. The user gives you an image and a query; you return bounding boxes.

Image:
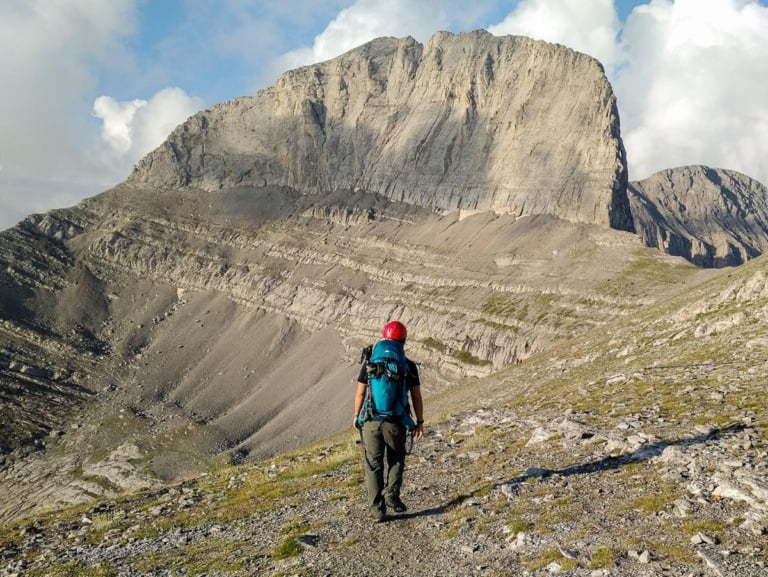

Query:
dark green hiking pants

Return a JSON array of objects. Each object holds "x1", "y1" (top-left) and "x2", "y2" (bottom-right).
[{"x1": 361, "y1": 420, "x2": 407, "y2": 515}]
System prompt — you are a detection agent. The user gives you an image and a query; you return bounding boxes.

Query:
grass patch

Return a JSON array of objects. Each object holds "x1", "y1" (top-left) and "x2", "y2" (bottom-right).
[
  {"x1": 272, "y1": 536, "x2": 302, "y2": 560},
  {"x1": 272, "y1": 519, "x2": 312, "y2": 561},
  {"x1": 589, "y1": 547, "x2": 619, "y2": 569},
  {"x1": 526, "y1": 548, "x2": 579, "y2": 572},
  {"x1": 452, "y1": 350, "x2": 492, "y2": 366},
  {"x1": 652, "y1": 542, "x2": 695, "y2": 564},
  {"x1": 680, "y1": 519, "x2": 727, "y2": 536},
  {"x1": 506, "y1": 519, "x2": 534, "y2": 536},
  {"x1": 422, "y1": 337, "x2": 447, "y2": 353},
  {"x1": 281, "y1": 520, "x2": 311, "y2": 536},
  {"x1": 27, "y1": 561, "x2": 118, "y2": 577},
  {"x1": 625, "y1": 494, "x2": 671, "y2": 514},
  {"x1": 132, "y1": 538, "x2": 246, "y2": 575},
  {"x1": 473, "y1": 318, "x2": 520, "y2": 332},
  {"x1": 482, "y1": 292, "x2": 527, "y2": 318},
  {"x1": 621, "y1": 481, "x2": 681, "y2": 514}
]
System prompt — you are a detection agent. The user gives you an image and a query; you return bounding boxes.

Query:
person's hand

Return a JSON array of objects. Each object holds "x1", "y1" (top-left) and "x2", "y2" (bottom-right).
[
  {"x1": 353, "y1": 417, "x2": 361, "y2": 430},
  {"x1": 414, "y1": 422, "x2": 424, "y2": 439}
]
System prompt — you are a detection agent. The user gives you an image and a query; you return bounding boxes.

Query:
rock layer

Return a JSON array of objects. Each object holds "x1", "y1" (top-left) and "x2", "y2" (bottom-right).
[{"x1": 132, "y1": 31, "x2": 633, "y2": 231}]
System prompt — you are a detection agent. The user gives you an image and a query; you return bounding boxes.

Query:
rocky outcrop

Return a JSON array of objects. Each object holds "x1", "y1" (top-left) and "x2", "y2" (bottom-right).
[
  {"x1": 131, "y1": 31, "x2": 633, "y2": 231},
  {"x1": 629, "y1": 166, "x2": 768, "y2": 267}
]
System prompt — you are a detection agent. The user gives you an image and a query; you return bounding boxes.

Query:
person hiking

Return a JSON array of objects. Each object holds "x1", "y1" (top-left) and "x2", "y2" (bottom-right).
[{"x1": 353, "y1": 320, "x2": 424, "y2": 522}]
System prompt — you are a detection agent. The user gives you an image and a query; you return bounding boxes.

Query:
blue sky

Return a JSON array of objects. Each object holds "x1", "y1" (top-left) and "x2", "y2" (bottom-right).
[
  {"x1": 112, "y1": 0, "x2": 649, "y2": 103},
  {"x1": 2, "y1": 0, "x2": 768, "y2": 230}
]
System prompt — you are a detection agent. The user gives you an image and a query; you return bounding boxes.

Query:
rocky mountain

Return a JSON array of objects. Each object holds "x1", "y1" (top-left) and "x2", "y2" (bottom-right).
[
  {"x1": 132, "y1": 30, "x2": 633, "y2": 231},
  {"x1": 629, "y1": 165, "x2": 768, "y2": 267},
  {"x1": 0, "y1": 30, "x2": 767, "y2": 574}
]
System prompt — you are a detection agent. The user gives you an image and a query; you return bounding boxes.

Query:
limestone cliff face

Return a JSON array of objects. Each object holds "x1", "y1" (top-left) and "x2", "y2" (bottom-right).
[
  {"x1": 629, "y1": 166, "x2": 768, "y2": 267},
  {"x1": 132, "y1": 31, "x2": 632, "y2": 231}
]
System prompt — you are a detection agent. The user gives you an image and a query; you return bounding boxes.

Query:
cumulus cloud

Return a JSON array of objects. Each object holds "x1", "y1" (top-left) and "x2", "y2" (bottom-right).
[
  {"x1": 92, "y1": 88, "x2": 203, "y2": 173},
  {"x1": 0, "y1": 1, "x2": 206, "y2": 231},
  {"x1": 614, "y1": 0, "x2": 768, "y2": 182},
  {"x1": 93, "y1": 97, "x2": 147, "y2": 156}
]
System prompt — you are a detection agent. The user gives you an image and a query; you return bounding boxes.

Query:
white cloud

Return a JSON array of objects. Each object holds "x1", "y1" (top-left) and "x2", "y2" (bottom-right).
[
  {"x1": 0, "y1": 1, "x2": 207, "y2": 231},
  {"x1": 92, "y1": 88, "x2": 204, "y2": 174},
  {"x1": 93, "y1": 97, "x2": 147, "y2": 156},
  {"x1": 615, "y1": 0, "x2": 768, "y2": 182},
  {"x1": 0, "y1": 1, "x2": 137, "y2": 173},
  {"x1": 487, "y1": 0, "x2": 622, "y2": 73},
  {"x1": 0, "y1": 0, "x2": 139, "y2": 230},
  {"x1": 472, "y1": 0, "x2": 768, "y2": 185}
]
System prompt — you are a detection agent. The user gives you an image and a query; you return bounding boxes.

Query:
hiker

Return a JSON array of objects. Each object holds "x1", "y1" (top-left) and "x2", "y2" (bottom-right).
[{"x1": 353, "y1": 320, "x2": 424, "y2": 522}]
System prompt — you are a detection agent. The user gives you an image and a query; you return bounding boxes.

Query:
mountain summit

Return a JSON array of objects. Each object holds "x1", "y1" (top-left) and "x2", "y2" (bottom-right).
[{"x1": 132, "y1": 30, "x2": 633, "y2": 231}]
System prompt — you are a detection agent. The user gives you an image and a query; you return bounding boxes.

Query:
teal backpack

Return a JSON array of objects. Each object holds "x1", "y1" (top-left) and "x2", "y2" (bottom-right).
[{"x1": 358, "y1": 339, "x2": 415, "y2": 430}]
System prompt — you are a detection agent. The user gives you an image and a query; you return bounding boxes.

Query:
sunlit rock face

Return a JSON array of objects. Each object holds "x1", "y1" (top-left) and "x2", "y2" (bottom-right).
[{"x1": 133, "y1": 31, "x2": 632, "y2": 232}]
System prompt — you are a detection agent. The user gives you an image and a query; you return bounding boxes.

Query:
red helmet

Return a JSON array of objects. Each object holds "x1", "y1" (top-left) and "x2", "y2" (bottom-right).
[{"x1": 382, "y1": 321, "x2": 407, "y2": 341}]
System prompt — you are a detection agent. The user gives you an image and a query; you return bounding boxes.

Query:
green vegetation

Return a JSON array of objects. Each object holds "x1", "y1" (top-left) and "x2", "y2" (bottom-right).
[
  {"x1": 452, "y1": 350, "x2": 491, "y2": 366},
  {"x1": 526, "y1": 548, "x2": 579, "y2": 572},
  {"x1": 473, "y1": 317, "x2": 520, "y2": 332},
  {"x1": 506, "y1": 519, "x2": 534, "y2": 536},
  {"x1": 651, "y1": 542, "x2": 694, "y2": 564},
  {"x1": 596, "y1": 253, "x2": 694, "y2": 299},
  {"x1": 131, "y1": 538, "x2": 246, "y2": 574},
  {"x1": 421, "y1": 336, "x2": 447, "y2": 352},
  {"x1": 28, "y1": 561, "x2": 117, "y2": 577},
  {"x1": 622, "y1": 486, "x2": 680, "y2": 514},
  {"x1": 272, "y1": 536, "x2": 302, "y2": 560},
  {"x1": 680, "y1": 519, "x2": 727, "y2": 536},
  {"x1": 271, "y1": 519, "x2": 313, "y2": 560},
  {"x1": 589, "y1": 547, "x2": 619, "y2": 569},
  {"x1": 482, "y1": 292, "x2": 524, "y2": 318}
]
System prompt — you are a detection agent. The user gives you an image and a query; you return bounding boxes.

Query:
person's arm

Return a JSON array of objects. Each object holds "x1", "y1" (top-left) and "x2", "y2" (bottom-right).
[
  {"x1": 410, "y1": 385, "x2": 424, "y2": 439},
  {"x1": 353, "y1": 381, "x2": 366, "y2": 429}
]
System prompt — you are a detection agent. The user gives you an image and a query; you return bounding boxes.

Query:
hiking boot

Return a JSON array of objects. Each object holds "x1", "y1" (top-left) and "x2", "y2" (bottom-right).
[
  {"x1": 385, "y1": 496, "x2": 407, "y2": 513},
  {"x1": 370, "y1": 507, "x2": 386, "y2": 522}
]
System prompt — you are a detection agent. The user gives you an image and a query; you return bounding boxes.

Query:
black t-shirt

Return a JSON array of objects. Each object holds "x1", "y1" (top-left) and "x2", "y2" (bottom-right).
[{"x1": 357, "y1": 358, "x2": 420, "y2": 389}]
